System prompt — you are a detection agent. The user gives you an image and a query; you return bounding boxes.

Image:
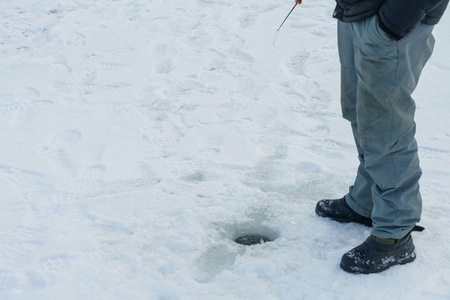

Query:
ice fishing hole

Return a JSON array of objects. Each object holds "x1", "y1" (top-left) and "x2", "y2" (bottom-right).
[
  {"x1": 234, "y1": 234, "x2": 272, "y2": 246},
  {"x1": 232, "y1": 226, "x2": 279, "y2": 246}
]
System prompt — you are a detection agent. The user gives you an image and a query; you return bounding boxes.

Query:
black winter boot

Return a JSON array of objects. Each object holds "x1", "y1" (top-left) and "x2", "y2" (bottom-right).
[
  {"x1": 340, "y1": 234, "x2": 417, "y2": 274},
  {"x1": 315, "y1": 197, "x2": 372, "y2": 227}
]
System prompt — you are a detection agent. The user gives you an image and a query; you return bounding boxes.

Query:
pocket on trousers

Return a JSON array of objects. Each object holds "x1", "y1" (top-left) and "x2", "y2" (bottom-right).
[
  {"x1": 353, "y1": 15, "x2": 397, "y2": 59},
  {"x1": 374, "y1": 16, "x2": 395, "y2": 43}
]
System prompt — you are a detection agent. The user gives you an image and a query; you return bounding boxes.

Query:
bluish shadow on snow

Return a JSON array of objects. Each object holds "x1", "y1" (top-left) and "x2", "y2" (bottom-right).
[{"x1": 195, "y1": 210, "x2": 280, "y2": 283}]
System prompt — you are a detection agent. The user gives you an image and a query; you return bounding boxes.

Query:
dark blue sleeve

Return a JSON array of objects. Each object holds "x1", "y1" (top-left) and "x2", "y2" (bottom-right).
[{"x1": 379, "y1": 0, "x2": 445, "y2": 39}]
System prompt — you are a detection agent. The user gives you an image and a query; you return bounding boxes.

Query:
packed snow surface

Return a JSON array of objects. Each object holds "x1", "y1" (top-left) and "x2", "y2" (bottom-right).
[{"x1": 1, "y1": 0, "x2": 450, "y2": 299}]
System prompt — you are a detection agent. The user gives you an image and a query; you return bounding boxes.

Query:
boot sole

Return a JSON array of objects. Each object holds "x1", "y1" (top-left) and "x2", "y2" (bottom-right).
[
  {"x1": 315, "y1": 208, "x2": 372, "y2": 227},
  {"x1": 340, "y1": 252, "x2": 416, "y2": 274}
]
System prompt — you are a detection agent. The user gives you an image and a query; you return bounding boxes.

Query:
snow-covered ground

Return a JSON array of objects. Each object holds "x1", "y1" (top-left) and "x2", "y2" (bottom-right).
[{"x1": 1, "y1": 0, "x2": 449, "y2": 299}]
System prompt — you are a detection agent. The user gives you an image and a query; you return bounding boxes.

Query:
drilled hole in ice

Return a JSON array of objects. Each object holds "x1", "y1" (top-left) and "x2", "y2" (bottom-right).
[{"x1": 234, "y1": 234, "x2": 272, "y2": 246}]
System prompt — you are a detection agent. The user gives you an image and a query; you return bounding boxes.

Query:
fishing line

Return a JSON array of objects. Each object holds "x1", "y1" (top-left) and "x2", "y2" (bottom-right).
[{"x1": 273, "y1": 3, "x2": 299, "y2": 45}]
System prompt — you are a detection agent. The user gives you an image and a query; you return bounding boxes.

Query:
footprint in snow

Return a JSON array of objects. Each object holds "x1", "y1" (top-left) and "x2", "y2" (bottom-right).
[{"x1": 39, "y1": 129, "x2": 81, "y2": 159}]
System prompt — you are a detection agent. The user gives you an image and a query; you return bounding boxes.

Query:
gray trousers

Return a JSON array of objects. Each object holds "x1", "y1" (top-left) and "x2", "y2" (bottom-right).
[{"x1": 338, "y1": 15, "x2": 435, "y2": 239}]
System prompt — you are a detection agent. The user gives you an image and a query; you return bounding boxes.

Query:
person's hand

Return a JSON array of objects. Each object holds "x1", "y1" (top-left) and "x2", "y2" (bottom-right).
[{"x1": 295, "y1": 0, "x2": 302, "y2": 4}]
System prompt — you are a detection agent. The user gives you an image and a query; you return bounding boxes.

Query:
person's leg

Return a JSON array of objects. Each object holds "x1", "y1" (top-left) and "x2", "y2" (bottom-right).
[
  {"x1": 352, "y1": 16, "x2": 435, "y2": 239},
  {"x1": 345, "y1": 124, "x2": 374, "y2": 218},
  {"x1": 338, "y1": 20, "x2": 373, "y2": 218}
]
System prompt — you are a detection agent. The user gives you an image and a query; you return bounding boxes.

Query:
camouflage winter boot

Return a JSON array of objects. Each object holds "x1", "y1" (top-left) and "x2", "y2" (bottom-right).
[
  {"x1": 340, "y1": 234, "x2": 417, "y2": 274},
  {"x1": 315, "y1": 197, "x2": 372, "y2": 227}
]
